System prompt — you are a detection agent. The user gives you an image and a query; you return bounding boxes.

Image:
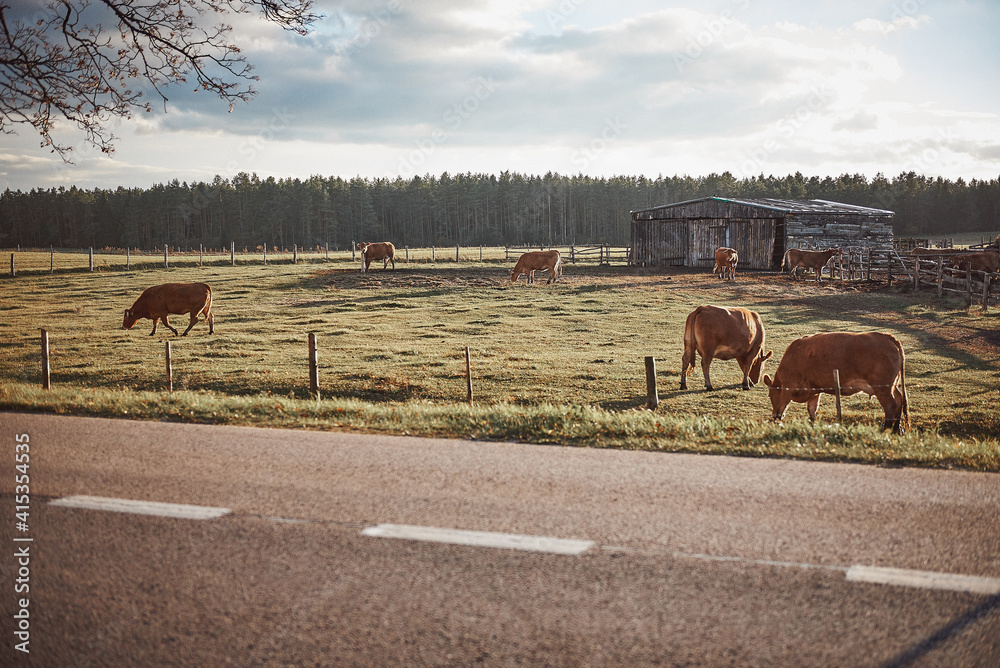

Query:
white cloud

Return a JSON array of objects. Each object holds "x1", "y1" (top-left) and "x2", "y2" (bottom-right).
[
  {"x1": 2, "y1": 0, "x2": 997, "y2": 191},
  {"x1": 853, "y1": 15, "x2": 929, "y2": 35}
]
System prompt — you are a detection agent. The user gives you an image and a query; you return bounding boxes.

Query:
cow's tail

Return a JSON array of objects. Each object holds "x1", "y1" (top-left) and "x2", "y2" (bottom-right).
[
  {"x1": 201, "y1": 285, "x2": 213, "y2": 321},
  {"x1": 680, "y1": 308, "x2": 700, "y2": 381},
  {"x1": 553, "y1": 253, "x2": 562, "y2": 281},
  {"x1": 898, "y1": 347, "x2": 910, "y2": 434},
  {"x1": 781, "y1": 249, "x2": 791, "y2": 273}
]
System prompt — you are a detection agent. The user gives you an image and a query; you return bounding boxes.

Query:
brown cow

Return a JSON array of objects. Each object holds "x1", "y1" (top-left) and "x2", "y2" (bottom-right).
[
  {"x1": 948, "y1": 251, "x2": 1000, "y2": 274},
  {"x1": 762, "y1": 331, "x2": 909, "y2": 434},
  {"x1": 359, "y1": 242, "x2": 395, "y2": 272},
  {"x1": 909, "y1": 247, "x2": 941, "y2": 257},
  {"x1": 123, "y1": 283, "x2": 214, "y2": 336},
  {"x1": 510, "y1": 250, "x2": 562, "y2": 284},
  {"x1": 713, "y1": 247, "x2": 738, "y2": 281},
  {"x1": 680, "y1": 305, "x2": 772, "y2": 391},
  {"x1": 782, "y1": 247, "x2": 841, "y2": 282}
]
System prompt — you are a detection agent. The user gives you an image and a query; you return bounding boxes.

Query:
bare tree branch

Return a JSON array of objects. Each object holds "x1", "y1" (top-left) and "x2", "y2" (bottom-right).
[{"x1": 0, "y1": 0, "x2": 318, "y2": 160}]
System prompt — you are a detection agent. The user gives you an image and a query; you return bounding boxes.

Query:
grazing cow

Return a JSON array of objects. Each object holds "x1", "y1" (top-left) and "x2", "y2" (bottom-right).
[
  {"x1": 510, "y1": 250, "x2": 562, "y2": 284},
  {"x1": 762, "y1": 331, "x2": 909, "y2": 434},
  {"x1": 948, "y1": 251, "x2": 1000, "y2": 274},
  {"x1": 713, "y1": 247, "x2": 739, "y2": 281},
  {"x1": 782, "y1": 248, "x2": 841, "y2": 282},
  {"x1": 123, "y1": 283, "x2": 214, "y2": 336},
  {"x1": 680, "y1": 305, "x2": 772, "y2": 391},
  {"x1": 359, "y1": 242, "x2": 395, "y2": 272}
]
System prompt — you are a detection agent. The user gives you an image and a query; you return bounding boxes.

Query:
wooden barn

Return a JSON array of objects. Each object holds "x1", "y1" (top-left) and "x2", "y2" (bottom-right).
[{"x1": 629, "y1": 197, "x2": 894, "y2": 270}]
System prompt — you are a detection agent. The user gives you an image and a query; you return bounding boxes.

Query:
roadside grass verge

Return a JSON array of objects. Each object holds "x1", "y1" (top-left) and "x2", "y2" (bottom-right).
[{"x1": 3, "y1": 382, "x2": 998, "y2": 472}]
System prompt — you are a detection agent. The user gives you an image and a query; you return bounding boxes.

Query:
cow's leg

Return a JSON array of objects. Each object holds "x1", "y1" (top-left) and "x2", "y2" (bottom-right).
[
  {"x1": 161, "y1": 316, "x2": 180, "y2": 336},
  {"x1": 181, "y1": 312, "x2": 199, "y2": 336},
  {"x1": 876, "y1": 391, "x2": 904, "y2": 434},
  {"x1": 207, "y1": 312, "x2": 215, "y2": 335},
  {"x1": 700, "y1": 356, "x2": 714, "y2": 391},
  {"x1": 806, "y1": 394, "x2": 821, "y2": 421},
  {"x1": 149, "y1": 319, "x2": 158, "y2": 336},
  {"x1": 738, "y1": 358, "x2": 752, "y2": 390},
  {"x1": 680, "y1": 350, "x2": 695, "y2": 390}
]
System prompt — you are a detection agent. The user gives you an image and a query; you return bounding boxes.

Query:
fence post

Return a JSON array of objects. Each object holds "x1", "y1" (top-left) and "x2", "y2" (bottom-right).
[
  {"x1": 89, "y1": 247, "x2": 94, "y2": 272},
  {"x1": 405, "y1": 246, "x2": 409, "y2": 262},
  {"x1": 456, "y1": 245, "x2": 460, "y2": 262},
  {"x1": 231, "y1": 241, "x2": 235, "y2": 266},
  {"x1": 983, "y1": 274, "x2": 991, "y2": 311},
  {"x1": 199, "y1": 244, "x2": 203, "y2": 266},
  {"x1": 164, "y1": 244, "x2": 169, "y2": 268},
  {"x1": 351, "y1": 242, "x2": 356, "y2": 262},
  {"x1": 465, "y1": 346, "x2": 473, "y2": 406},
  {"x1": 644, "y1": 356, "x2": 659, "y2": 410},
  {"x1": 913, "y1": 259, "x2": 919, "y2": 291},
  {"x1": 887, "y1": 252, "x2": 893, "y2": 286},
  {"x1": 833, "y1": 369, "x2": 842, "y2": 422},
  {"x1": 309, "y1": 333, "x2": 320, "y2": 400},
  {"x1": 165, "y1": 341, "x2": 173, "y2": 392},
  {"x1": 9, "y1": 253, "x2": 13, "y2": 277},
  {"x1": 51, "y1": 246, "x2": 54, "y2": 273},
  {"x1": 40, "y1": 329, "x2": 50, "y2": 390},
  {"x1": 479, "y1": 246, "x2": 483, "y2": 262},
  {"x1": 966, "y1": 266, "x2": 973, "y2": 304},
  {"x1": 936, "y1": 260, "x2": 943, "y2": 297},
  {"x1": 263, "y1": 243, "x2": 267, "y2": 265},
  {"x1": 293, "y1": 244, "x2": 298, "y2": 264},
  {"x1": 432, "y1": 246, "x2": 436, "y2": 263},
  {"x1": 126, "y1": 246, "x2": 130, "y2": 271}
]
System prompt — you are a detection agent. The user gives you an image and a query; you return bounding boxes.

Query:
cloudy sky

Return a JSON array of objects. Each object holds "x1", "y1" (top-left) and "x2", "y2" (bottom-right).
[{"x1": 2, "y1": 0, "x2": 999, "y2": 192}]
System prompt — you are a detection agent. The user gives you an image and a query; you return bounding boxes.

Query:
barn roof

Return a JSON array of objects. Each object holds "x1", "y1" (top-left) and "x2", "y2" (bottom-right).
[{"x1": 631, "y1": 196, "x2": 894, "y2": 216}]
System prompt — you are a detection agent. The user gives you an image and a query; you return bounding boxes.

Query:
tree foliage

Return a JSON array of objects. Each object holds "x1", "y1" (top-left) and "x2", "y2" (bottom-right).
[
  {"x1": 2, "y1": 171, "x2": 999, "y2": 251},
  {"x1": 0, "y1": 0, "x2": 318, "y2": 158}
]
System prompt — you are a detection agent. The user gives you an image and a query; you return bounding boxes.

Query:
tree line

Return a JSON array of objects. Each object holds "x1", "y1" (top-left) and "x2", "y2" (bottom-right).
[{"x1": 1, "y1": 170, "x2": 998, "y2": 251}]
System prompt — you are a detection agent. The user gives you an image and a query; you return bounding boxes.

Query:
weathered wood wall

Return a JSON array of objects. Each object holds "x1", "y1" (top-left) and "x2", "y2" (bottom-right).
[{"x1": 631, "y1": 198, "x2": 894, "y2": 270}]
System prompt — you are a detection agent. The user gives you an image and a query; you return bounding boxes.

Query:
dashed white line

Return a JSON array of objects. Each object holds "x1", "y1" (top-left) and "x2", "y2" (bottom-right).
[
  {"x1": 361, "y1": 523, "x2": 596, "y2": 555},
  {"x1": 46, "y1": 495, "x2": 998, "y2": 594},
  {"x1": 49, "y1": 495, "x2": 231, "y2": 520},
  {"x1": 846, "y1": 565, "x2": 1000, "y2": 595}
]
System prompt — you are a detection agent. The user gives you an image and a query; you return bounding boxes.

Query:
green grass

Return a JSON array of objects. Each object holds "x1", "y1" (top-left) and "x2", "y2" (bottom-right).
[{"x1": 1, "y1": 252, "x2": 999, "y2": 471}]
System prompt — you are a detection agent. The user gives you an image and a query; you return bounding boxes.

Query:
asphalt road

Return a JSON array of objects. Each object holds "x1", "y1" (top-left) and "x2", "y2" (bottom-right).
[{"x1": 2, "y1": 412, "x2": 999, "y2": 666}]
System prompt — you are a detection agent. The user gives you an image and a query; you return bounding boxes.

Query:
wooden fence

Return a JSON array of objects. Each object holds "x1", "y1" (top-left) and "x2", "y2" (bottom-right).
[{"x1": 504, "y1": 244, "x2": 630, "y2": 265}]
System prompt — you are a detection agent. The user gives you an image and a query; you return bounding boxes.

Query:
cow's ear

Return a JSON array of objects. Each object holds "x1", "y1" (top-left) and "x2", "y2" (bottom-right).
[
  {"x1": 762, "y1": 350, "x2": 773, "y2": 360},
  {"x1": 124, "y1": 309, "x2": 131, "y2": 317},
  {"x1": 762, "y1": 374, "x2": 774, "y2": 387}
]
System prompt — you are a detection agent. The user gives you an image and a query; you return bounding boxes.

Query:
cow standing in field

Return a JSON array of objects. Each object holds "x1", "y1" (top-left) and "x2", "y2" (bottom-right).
[
  {"x1": 359, "y1": 242, "x2": 395, "y2": 272},
  {"x1": 762, "y1": 331, "x2": 909, "y2": 434},
  {"x1": 123, "y1": 283, "x2": 214, "y2": 336},
  {"x1": 782, "y1": 248, "x2": 841, "y2": 282},
  {"x1": 680, "y1": 305, "x2": 772, "y2": 391},
  {"x1": 948, "y1": 250, "x2": 1000, "y2": 274},
  {"x1": 713, "y1": 247, "x2": 738, "y2": 281},
  {"x1": 510, "y1": 250, "x2": 562, "y2": 284}
]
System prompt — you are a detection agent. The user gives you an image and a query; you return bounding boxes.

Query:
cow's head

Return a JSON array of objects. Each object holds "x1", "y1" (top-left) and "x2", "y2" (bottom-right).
[
  {"x1": 761, "y1": 373, "x2": 786, "y2": 420},
  {"x1": 748, "y1": 350, "x2": 773, "y2": 385},
  {"x1": 123, "y1": 309, "x2": 139, "y2": 330}
]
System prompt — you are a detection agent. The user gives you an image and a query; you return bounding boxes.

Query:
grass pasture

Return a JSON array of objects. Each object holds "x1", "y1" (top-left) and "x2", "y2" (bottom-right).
[{"x1": 2, "y1": 251, "x2": 999, "y2": 471}]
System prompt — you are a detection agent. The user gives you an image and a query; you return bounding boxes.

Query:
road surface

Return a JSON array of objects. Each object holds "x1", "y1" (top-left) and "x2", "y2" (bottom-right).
[{"x1": 2, "y1": 412, "x2": 999, "y2": 666}]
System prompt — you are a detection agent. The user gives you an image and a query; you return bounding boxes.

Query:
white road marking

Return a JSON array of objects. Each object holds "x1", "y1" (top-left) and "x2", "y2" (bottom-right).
[
  {"x1": 361, "y1": 523, "x2": 595, "y2": 555},
  {"x1": 846, "y1": 565, "x2": 1000, "y2": 595},
  {"x1": 45, "y1": 497, "x2": 999, "y2": 592},
  {"x1": 50, "y1": 495, "x2": 231, "y2": 520}
]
